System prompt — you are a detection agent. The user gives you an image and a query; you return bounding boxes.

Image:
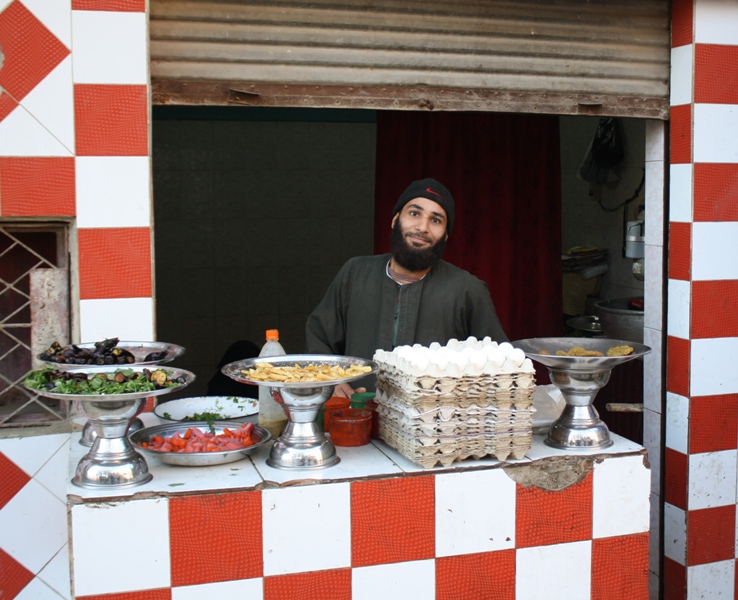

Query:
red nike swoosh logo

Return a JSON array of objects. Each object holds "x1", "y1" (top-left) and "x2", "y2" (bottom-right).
[{"x1": 426, "y1": 187, "x2": 443, "y2": 199}]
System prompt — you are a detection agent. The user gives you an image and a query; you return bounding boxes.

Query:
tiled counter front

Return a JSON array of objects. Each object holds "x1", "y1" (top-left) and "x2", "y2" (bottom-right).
[{"x1": 68, "y1": 432, "x2": 650, "y2": 600}]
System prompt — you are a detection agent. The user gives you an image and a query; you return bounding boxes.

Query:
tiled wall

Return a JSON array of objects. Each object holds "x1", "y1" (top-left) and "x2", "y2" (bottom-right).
[
  {"x1": 664, "y1": 0, "x2": 738, "y2": 597},
  {"x1": 0, "y1": 0, "x2": 153, "y2": 342},
  {"x1": 68, "y1": 454, "x2": 650, "y2": 600},
  {"x1": 151, "y1": 114, "x2": 376, "y2": 396}
]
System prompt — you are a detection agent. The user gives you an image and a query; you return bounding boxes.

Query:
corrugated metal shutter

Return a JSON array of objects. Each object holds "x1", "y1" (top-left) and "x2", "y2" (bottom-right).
[{"x1": 150, "y1": 0, "x2": 670, "y2": 119}]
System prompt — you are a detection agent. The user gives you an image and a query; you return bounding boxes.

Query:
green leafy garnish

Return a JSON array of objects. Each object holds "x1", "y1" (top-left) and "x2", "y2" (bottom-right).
[{"x1": 23, "y1": 366, "x2": 182, "y2": 395}]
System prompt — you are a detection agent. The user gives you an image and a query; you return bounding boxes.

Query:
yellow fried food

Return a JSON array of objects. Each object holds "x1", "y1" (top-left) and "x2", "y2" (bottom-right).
[
  {"x1": 556, "y1": 346, "x2": 604, "y2": 357},
  {"x1": 242, "y1": 362, "x2": 372, "y2": 383},
  {"x1": 606, "y1": 345, "x2": 634, "y2": 357}
]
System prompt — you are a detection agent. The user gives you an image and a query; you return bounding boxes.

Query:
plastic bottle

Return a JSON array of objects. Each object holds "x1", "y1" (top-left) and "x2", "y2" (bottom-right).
[{"x1": 258, "y1": 329, "x2": 288, "y2": 438}]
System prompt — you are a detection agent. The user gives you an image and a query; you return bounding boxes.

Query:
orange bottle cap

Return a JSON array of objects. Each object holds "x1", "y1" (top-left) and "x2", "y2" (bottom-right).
[{"x1": 266, "y1": 329, "x2": 279, "y2": 340}]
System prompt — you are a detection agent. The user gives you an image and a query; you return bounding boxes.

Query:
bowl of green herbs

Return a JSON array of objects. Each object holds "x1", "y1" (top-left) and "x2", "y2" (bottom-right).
[{"x1": 154, "y1": 396, "x2": 259, "y2": 425}]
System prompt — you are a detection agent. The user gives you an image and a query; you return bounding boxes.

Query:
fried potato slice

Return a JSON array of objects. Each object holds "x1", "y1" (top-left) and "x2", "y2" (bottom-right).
[
  {"x1": 606, "y1": 345, "x2": 635, "y2": 357},
  {"x1": 242, "y1": 362, "x2": 372, "y2": 383}
]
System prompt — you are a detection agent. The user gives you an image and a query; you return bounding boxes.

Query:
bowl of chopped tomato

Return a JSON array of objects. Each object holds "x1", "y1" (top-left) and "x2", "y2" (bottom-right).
[{"x1": 129, "y1": 421, "x2": 271, "y2": 466}]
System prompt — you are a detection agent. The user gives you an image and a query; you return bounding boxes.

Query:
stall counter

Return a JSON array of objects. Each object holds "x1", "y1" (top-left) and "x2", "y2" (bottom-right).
[{"x1": 68, "y1": 421, "x2": 650, "y2": 600}]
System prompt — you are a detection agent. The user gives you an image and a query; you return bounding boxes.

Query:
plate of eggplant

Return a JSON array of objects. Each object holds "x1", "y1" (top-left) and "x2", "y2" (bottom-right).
[{"x1": 37, "y1": 338, "x2": 185, "y2": 369}]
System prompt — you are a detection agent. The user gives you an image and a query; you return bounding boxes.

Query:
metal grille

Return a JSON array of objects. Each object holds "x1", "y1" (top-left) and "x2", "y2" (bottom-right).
[{"x1": 0, "y1": 224, "x2": 70, "y2": 427}]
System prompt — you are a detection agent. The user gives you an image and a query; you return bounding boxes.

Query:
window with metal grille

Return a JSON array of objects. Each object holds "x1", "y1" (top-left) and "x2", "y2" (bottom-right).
[{"x1": 0, "y1": 222, "x2": 71, "y2": 427}]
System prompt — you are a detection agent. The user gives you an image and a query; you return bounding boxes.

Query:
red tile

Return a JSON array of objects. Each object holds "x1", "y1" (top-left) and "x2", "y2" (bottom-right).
[
  {"x1": 0, "y1": 547, "x2": 34, "y2": 599},
  {"x1": 695, "y1": 45, "x2": 738, "y2": 104},
  {"x1": 0, "y1": 89, "x2": 19, "y2": 122},
  {"x1": 72, "y1": 0, "x2": 146, "y2": 10},
  {"x1": 0, "y1": 1, "x2": 70, "y2": 105},
  {"x1": 671, "y1": 0, "x2": 694, "y2": 48},
  {"x1": 668, "y1": 222, "x2": 691, "y2": 281},
  {"x1": 0, "y1": 158, "x2": 75, "y2": 217},
  {"x1": 694, "y1": 163, "x2": 738, "y2": 222},
  {"x1": 592, "y1": 533, "x2": 649, "y2": 600},
  {"x1": 264, "y1": 569, "x2": 351, "y2": 600},
  {"x1": 351, "y1": 476, "x2": 435, "y2": 567},
  {"x1": 663, "y1": 556, "x2": 687, "y2": 600},
  {"x1": 436, "y1": 549, "x2": 515, "y2": 600},
  {"x1": 75, "y1": 85, "x2": 148, "y2": 156},
  {"x1": 687, "y1": 505, "x2": 735, "y2": 565},
  {"x1": 76, "y1": 590, "x2": 171, "y2": 600},
  {"x1": 0, "y1": 451, "x2": 31, "y2": 510},
  {"x1": 515, "y1": 474, "x2": 592, "y2": 548},
  {"x1": 78, "y1": 228, "x2": 152, "y2": 299},
  {"x1": 664, "y1": 449, "x2": 688, "y2": 510},
  {"x1": 169, "y1": 490, "x2": 262, "y2": 587},
  {"x1": 692, "y1": 281, "x2": 738, "y2": 339},
  {"x1": 666, "y1": 336, "x2": 690, "y2": 398},
  {"x1": 690, "y1": 394, "x2": 738, "y2": 454},
  {"x1": 670, "y1": 105, "x2": 692, "y2": 165}
]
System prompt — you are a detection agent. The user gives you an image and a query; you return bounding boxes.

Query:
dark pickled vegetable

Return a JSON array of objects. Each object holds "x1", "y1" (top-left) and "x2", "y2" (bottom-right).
[
  {"x1": 39, "y1": 338, "x2": 158, "y2": 366},
  {"x1": 143, "y1": 350, "x2": 168, "y2": 362}
]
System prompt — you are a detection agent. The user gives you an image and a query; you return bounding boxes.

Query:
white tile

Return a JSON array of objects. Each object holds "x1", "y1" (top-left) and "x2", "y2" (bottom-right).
[
  {"x1": 14, "y1": 577, "x2": 66, "y2": 600},
  {"x1": 669, "y1": 164, "x2": 693, "y2": 223},
  {"x1": 644, "y1": 245, "x2": 663, "y2": 330},
  {"x1": 643, "y1": 408, "x2": 662, "y2": 495},
  {"x1": 645, "y1": 120, "x2": 665, "y2": 163},
  {"x1": 71, "y1": 11, "x2": 148, "y2": 84},
  {"x1": 736, "y1": 504, "x2": 738, "y2": 557},
  {"x1": 0, "y1": 104, "x2": 73, "y2": 157},
  {"x1": 692, "y1": 222, "x2": 738, "y2": 280},
  {"x1": 687, "y1": 560, "x2": 735, "y2": 599},
  {"x1": 643, "y1": 327, "x2": 663, "y2": 414},
  {"x1": 688, "y1": 450, "x2": 737, "y2": 510},
  {"x1": 352, "y1": 560, "x2": 435, "y2": 600},
  {"x1": 22, "y1": 0, "x2": 72, "y2": 48},
  {"x1": 21, "y1": 57, "x2": 75, "y2": 154},
  {"x1": 0, "y1": 0, "x2": 13, "y2": 12},
  {"x1": 667, "y1": 279, "x2": 691, "y2": 340},
  {"x1": 37, "y1": 544, "x2": 72, "y2": 600},
  {"x1": 663, "y1": 502, "x2": 686, "y2": 565},
  {"x1": 34, "y1": 438, "x2": 71, "y2": 503},
  {"x1": 593, "y1": 454, "x2": 650, "y2": 538},
  {"x1": 665, "y1": 392, "x2": 689, "y2": 454},
  {"x1": 262, "y1": 483, "x2": 350, "y2": 576},
  {"x1": 694, "y1": 104, "x2": 738, "y2": 164},
  {"x1": 670, "y1": 45, "x2": 693, "y2": 107},
  {"x1": 245, "y1": 439, "x2": 403, "y2": 484},
  {"x1": 71, "y1": 498, "x2": 170, "y2": 596},
  {"x1": 695, "y1": 0, "x2": 738, "y2": 44},
  {"x1": 516, "y1": 541, "x2": 592, "y2": 600},
  {"x1": 75, "y1": 157, "x2": 151, "y2": 228},
  {"x1": 80, "y1": 298, "x2": 154, "y2": 342},
  {"x1": 691, "y1": 338, "x2": 738, "y2": 396},
  {"x1": 0, "y1": 433, "x2": 69, "y2": 477},
  {"x1": 644, "y1": 163, "x2": 664, "y2": 248},
  {"x1": 435, "y1": 469, "x2": 516, "y2": 557},
  {"x1": 0, "y1": 480, "x2": 67, "y2": 573},
  {"x1": 172, "y1": 578, "x2": 263, "y2": 599}
]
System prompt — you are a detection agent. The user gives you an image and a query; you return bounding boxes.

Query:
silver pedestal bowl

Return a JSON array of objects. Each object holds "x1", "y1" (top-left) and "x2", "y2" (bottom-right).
[
  {"x1": 222, "y1": 354, "x2": 376, "y2": 470},
  {"x1": 514, "y1": 338, "x2": 651, "y2": 450},
  {"x1": 25, "y1": 366, "x2": 195, "y2": 488},
  {"x1": 37, "y1": 341, "x2": 185, "y2": 448}
]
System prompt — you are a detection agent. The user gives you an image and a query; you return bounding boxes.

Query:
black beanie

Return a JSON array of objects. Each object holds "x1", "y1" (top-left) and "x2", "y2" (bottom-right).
[{"x1": 392, "y1": 178, "x2": 455, "y2": 233}]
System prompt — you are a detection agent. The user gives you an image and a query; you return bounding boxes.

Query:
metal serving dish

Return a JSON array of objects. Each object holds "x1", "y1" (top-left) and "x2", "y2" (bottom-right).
[
  {"x1": 37, "y1": 340, "x2": 185, "y2": 369},
  {"x1": 129, "y1": 421, "x2": 272, "y2": 466}
]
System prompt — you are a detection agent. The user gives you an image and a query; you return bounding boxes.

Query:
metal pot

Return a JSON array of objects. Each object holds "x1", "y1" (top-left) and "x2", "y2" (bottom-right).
[{"x1": 594, "y1": 297, "x2": 644, "y2": 343}]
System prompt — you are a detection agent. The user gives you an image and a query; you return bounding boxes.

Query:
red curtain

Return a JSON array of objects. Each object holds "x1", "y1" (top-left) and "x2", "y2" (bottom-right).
[{"x1": 374, "y1": 111, "x2": 563, "y2": 342}]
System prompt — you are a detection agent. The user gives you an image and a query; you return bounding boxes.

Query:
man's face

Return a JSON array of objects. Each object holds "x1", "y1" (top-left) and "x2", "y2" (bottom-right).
[{"x1": 390, "y1": 197, "x2": 448, "y2": 272}]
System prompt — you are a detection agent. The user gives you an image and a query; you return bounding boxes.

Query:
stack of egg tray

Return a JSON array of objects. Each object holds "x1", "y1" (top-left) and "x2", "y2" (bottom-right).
[{"x1": 375, "y1": 368, "x2": 535, "y2": 468}]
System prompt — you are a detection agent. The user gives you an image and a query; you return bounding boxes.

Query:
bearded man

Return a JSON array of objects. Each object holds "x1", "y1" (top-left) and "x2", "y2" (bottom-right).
[{"x1": 305, "y1": 177, "x2": 508, "y2": 397}]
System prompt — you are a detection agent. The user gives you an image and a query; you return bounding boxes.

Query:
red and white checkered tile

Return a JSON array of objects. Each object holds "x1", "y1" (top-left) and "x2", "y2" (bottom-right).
[
  {"x1": 63, "y1": 447, "x2": 649, "y2": 600},
  {"x1": 0, "y1": 433, "x2": 73, "y2": 599},
  {"x1": 664, "y1": 0, "x2": 738, "y2": 597},
  {"x1": 0, "y1": 0, "x2": 153, "y2": 341}
]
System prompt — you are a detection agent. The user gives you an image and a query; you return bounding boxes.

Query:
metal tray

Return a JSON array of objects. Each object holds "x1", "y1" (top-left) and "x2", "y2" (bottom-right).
[
  {"x1": 513, "y1": 337, "x2": 651, "y2": 370},
  {"x1": 222, "y1": 354, "x2": 377, "y2": 389},
  {"x1": 23, "y1": 365, "x2": 196, "y2": 402},
  {"x1": 37, "y1": 340, "x2": 185, "y2": 369},
  {"x1": 129, "y1": 421, "x2": 272, "y2": 466}
]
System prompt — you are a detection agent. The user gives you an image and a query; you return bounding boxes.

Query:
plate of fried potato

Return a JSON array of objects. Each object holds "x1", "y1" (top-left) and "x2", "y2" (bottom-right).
[{"x1": 221, "y1": 354, "x2": 376, "y2": 388}]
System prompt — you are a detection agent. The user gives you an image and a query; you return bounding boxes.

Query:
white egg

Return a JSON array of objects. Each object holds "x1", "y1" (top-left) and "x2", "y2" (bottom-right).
[
  {"x1": 464, "y1": 336, "x2": 478, "y2": 348},
  {"x1": 446, "y1": 338, "x2": 460, "y2": 349},
  {"x1": 498, "y1": 341, "x2": 514, "y2": 356},
  {"x1": 485, "y1": 347, "x2": 505, "y2": 368},
  {"x1": 429, "y1": 341, "x2": 442, "y2": 351},
  {"x1": 509, "y1": 348, "x2": 526, "y2": 368}
]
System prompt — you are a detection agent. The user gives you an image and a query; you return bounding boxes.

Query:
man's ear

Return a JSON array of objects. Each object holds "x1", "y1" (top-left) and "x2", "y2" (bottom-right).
[{"x1": 391, "y1": 213, "x2": 398, "y2": 228}]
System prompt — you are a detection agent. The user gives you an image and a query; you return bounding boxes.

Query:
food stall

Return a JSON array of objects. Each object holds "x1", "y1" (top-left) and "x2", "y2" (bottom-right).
[{"x1": 44, "y1": 337, "x2": 652, "y2": 599}]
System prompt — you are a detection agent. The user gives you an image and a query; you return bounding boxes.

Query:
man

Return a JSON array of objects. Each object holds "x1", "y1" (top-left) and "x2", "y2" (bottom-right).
[{"x1": 306, "y1": 177, "x2": 508, "y2": 396}]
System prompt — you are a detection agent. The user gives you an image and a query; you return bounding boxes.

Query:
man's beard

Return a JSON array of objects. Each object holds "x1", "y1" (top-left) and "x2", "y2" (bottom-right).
[{"x1": 390, "y1": 219, "x2": 446, "y2": 272}]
